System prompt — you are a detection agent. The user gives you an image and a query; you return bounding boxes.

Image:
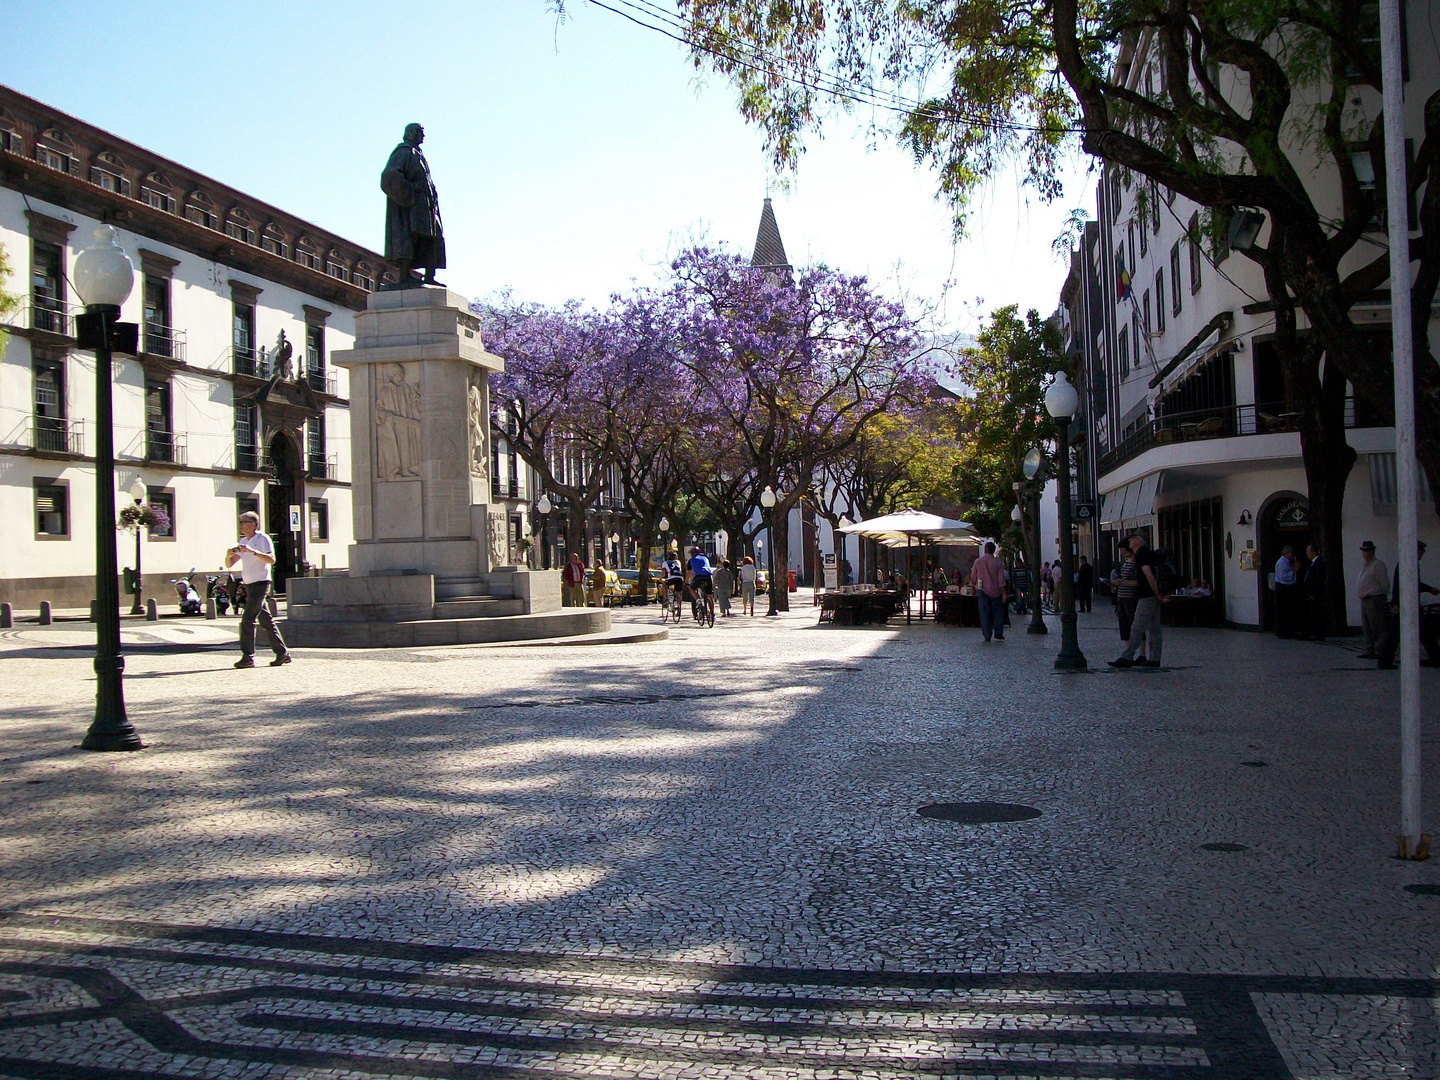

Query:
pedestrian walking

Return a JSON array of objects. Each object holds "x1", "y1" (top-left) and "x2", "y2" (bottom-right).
[
  {"x1": 587, "y1": 561, "x2": 608, "y2": 608},
  {"x1": 1376, "y1": 541, "x2": 1440, "y2": 670},
  {"x1": 1010, "y1": 558, "x2": 1030, "y2": 614},
  {"x1": 1273, "y1": 545, "x2": 1298, "y2": 639},
  {"x1": 969, "y1": 541, "x2": 1008, "y2": 642},
  {"x1": 1075, "y1": 555, "x2": 1094, "y2": 613},
  {"x1": 1300, "y1": 543, "x2": 1326, "y2": 641},
  {"x1": 1356, "y1": 540, "x2": 1389, "y2": 658},
  {"x1": 1109, "y1": 534, "x2": 1166, "y2": 668},
  {"x1": 739, "y1": 556, "x2": 757, "y2": 615},
  {"x1": 224, "y1": 510, "x2": 290, "y2": 669},
  {"x1": 714, "y1": 559, "x2": 734, "y2": 617},
  {"x1": 1114, "y1": 546, "x2": 1139, "y2": 647},
  {"x1": 562, "y1": 552, "x2": 587, "y2": 607}
]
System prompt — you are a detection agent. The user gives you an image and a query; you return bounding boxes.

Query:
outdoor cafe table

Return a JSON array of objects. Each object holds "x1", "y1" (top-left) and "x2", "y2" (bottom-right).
[
  {"x1": 820, "y1": 590, "x2": 903, "y2": 626},
  {"x1": 935, "y1": 591, "x2": 979, "y2": 627}
]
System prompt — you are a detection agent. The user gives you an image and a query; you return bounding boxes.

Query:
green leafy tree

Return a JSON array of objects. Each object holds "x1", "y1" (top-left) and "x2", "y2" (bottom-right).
[
  {"x1": 672, "y1": 0, "x2": 1440, "y2": 621},
  {"x1": 950, "y1": 306, "x2": 1065, "y2": 595}
]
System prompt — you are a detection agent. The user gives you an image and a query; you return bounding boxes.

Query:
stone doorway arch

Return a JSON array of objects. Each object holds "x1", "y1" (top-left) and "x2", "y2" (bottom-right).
[{"x1": 265, "y1": 431, "x2": 304, "y2": 593}]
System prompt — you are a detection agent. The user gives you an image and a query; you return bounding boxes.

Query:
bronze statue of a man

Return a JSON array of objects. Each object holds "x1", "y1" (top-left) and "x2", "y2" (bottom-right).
[{"x1": 381, "y1": 123, "x2": 446, "y2": 288}]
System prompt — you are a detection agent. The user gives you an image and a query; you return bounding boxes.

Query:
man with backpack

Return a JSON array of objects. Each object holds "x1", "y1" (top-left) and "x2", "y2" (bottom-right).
[{"x1": 1109, "y1": 534, "x2": 1171, "y2": 668}]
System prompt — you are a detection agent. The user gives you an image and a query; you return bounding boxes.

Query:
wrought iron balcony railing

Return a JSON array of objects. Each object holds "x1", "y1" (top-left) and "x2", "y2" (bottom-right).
[
  {"x1": 145, "y1": 430, "x2": 187, "y2": 466},
  {"x1": 306, "y1": 368, "x2": 337, "y2": 395},
  {"x1": 308, "y1": 453, "x2": 337, "y2": 480},
  {"x1": 143, "y1": 321, "x2": 187, "y2": 362},
  {"x1": 32, "y1": 416, "x2": 84, "y2": 455}
]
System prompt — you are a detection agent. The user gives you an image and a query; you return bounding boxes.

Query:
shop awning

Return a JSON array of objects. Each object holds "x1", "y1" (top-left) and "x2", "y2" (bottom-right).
[{"x1": 1100, "y1": 472, "x2": 1162, "y2": 530}]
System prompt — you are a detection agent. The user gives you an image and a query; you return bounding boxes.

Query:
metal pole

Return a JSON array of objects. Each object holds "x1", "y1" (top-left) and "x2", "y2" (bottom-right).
[
  {"x1": 765, "y1": 506, "x2": 778, "y2": 616},
  {"x1": 1026, "y1": 483, "x2": 1048, "y2": 634},
  {"x1": 1054, "y1": 418, "x2": 1087, "y2": 670},
  {"x1": 1381, "y1": 0, "x2": 1423, "y2": 858},
  {"x1": 129, "y1": 517, "x2": 143, "y2": 615},
  {"x1": 82, "y1": 307, "x2": 141, "y2": 751}
]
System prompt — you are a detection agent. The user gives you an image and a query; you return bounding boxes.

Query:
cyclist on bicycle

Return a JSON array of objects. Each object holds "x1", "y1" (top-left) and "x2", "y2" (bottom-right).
[
  {"x1": 687, "y1": 546, "x2": 714, "y2": 617},
  {"x1": 663, "y1": 554, "x2": 685, "y2": 610}
]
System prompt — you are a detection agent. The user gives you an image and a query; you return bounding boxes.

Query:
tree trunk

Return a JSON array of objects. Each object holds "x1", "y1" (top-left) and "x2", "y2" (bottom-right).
[{"x1": 772, "y1": 503, "x2": 791, "y2": 611}]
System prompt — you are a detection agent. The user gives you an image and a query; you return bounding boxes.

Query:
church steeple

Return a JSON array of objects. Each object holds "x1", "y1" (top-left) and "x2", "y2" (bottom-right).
[{"x1": 750, "y1": 197, "x2": 791, "y2": 272}]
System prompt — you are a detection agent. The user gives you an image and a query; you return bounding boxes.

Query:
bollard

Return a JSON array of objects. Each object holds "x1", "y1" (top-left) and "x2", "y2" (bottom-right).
[
  {"x1": 145, "y1": 598, "x2": 158, "y2": 621},
  {"x1": 205, "y1": 597, "x2": 217, "y2": 620},
  {"x1": 38, "y1": 601, "x2": 52, "y2": 625},
  {"x1": 0, "y1": 602, "x2": 10, "y2": 629},
  {"x1": 90, "y1": 599, "x2": 99, "y2": 622}
]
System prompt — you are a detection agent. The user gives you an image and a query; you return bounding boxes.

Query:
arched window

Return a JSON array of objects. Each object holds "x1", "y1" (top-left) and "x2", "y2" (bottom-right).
[
  {"x1": 184, "y1": 190, "x2": 219, "y2": 231},
  {"x1": 260, "y1": 223, "x2": 289, "y2": 258},
  {"x1": 324, "y1": 251, "x2": 350, "y2": 282},
  {"x1": 35, "y1": 127, "x2": 78, "y2": 175},
  {"x1": 224, "y1": 208, "x2": 256, "y2": 245},
  {"x1": 141, "y1": 172, "x2": 178, "y2": 214},
  {"x1": 90, "y1": 150, "x2": 131, "y2": 196},
  {"x1": 295, "y1": 237, "x2": 320, "y2": 271}
]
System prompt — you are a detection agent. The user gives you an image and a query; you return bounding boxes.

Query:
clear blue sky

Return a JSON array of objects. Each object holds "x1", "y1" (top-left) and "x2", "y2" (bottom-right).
[{"x1": 1, "y1": 1, "x2": 1093, "y2": 332}]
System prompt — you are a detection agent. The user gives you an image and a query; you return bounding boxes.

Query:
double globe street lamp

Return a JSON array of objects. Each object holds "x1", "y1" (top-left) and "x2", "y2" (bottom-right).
[
  {"x1": 75, "y1": 224, "x2": 143, "y2": 751},
  {"x1": 1044, "y1": 370, "x2": 1087, "y2": 671},
  {"x1": 760, "y1": 485, "x2": 782, "y2": 616},
  {"x1": 127, "y1": 478, "x2": 147, "y2": 616},
  {"x1": 536, "y1": 494, "x2": 552, "y2": 569}
]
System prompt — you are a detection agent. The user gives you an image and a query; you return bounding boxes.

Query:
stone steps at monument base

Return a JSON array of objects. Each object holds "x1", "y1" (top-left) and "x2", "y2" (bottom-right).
[
  {"x1": 435, "y1": 577, "x2": 492, "y2": 600},
  {"x1": 433, "y1": 597, "x2": 525, "y2": 619},
  {"x1": 279, "y1": 607, "x2": 610, "y2": 648}
]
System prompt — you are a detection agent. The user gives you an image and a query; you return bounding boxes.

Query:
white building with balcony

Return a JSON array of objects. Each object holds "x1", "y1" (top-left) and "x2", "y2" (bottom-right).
[
  {"x1": 0, "y1": 85, "x2": 391, "y2": 609},
  {"x1": 1069, "y1": 16, "x2": 1439, "y2": 630}
]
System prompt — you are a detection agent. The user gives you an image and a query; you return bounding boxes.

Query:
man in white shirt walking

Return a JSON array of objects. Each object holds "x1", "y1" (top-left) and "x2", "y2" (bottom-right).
[
  {"x1": 1355, "y1": 540, "x2": 1389, "y2": 659},
  {"x1": 224, "y1": 510, "x2": 291, "y2": 668}
]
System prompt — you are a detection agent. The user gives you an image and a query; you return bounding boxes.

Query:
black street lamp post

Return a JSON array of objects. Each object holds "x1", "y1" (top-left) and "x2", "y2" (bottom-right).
[
  {"x1": 127, "y1": 479, "x2": 146, "y2": 616},
  {"x1": 536, "y1": 494, "x2": 552, "y2": 569},
  {"x1": 76, "y1": 224, "x2": 143, "y2": 751},
  {"x1": 761, "y1": 485, "x2": 779, "y2": 616},
  {"x1": 1045, "y1": 371, "x2": 1087, "y2": 671}
]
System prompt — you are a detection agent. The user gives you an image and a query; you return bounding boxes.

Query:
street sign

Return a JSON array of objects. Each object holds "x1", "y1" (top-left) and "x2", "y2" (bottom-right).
[{"x1": 288, "y1": 504, "x2": 301, "y2": 532}]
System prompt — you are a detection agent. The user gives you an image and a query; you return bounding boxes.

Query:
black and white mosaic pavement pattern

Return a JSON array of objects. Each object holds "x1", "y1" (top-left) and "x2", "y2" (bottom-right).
[
  {"x1": 0, "y1": 913, "x2": 1328, "y2": 1078},
  {"x1": 5, "y1": 608, "x2": 1440, "y2": 1076}
]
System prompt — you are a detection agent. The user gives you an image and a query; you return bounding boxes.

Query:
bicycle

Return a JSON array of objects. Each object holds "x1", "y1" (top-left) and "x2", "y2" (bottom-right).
[
  {"x1": 665, "y1": 583, "x2": 684, "y2": 624},
  {"x1": 690, "y1": 582, "x2": 715, "y2": 627}
]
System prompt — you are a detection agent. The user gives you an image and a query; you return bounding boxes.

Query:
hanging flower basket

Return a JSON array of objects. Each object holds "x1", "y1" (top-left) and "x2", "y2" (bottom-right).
[{"x1": 118, "y1": 503, "x2": 171, "y2": 533}]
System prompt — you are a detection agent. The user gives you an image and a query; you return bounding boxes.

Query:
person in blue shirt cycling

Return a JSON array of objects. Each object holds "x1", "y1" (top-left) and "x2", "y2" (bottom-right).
[{"x1": 687, "y1": 546, "x2": 714, "y2": 610}]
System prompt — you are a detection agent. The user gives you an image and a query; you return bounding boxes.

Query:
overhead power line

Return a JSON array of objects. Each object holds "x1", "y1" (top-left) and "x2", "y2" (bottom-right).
[{"x1": 586, "y1": 0, "x2": 1087, "y2": 137}]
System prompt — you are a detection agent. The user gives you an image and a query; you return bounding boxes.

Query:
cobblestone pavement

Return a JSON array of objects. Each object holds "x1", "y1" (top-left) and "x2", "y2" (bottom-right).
[{"x1": 2, "y1": 603, "x2": 1440, "y2": 1078}]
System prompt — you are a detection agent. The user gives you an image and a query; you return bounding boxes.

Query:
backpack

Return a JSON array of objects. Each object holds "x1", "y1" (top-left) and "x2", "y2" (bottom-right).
[{"x1": 1151, "y1": 548, "x2": 1180, "y2": 595}]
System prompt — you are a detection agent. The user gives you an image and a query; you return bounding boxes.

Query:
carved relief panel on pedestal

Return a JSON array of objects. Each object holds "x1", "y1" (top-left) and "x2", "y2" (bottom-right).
[
  {"x1": 375, "y1": 362, "x2": 422, "y2": 480},
  {"x1": 488, "y1": 509, "x2": 510, "y2": 568},
  {"x1": 468, "y1": 372, "x2": 489, "y2": 483}
]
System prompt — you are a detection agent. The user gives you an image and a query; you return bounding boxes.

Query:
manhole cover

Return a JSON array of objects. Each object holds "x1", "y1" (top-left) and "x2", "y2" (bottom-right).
[
  {"x1": 1240, "y1": 761, "x2": 1270, "y2": 768},
  {"x1": 1201, "y1": 842, "x2": 1249, "y2": 852},
  {"x1": 917, "y1": 802, "x2": 1041, "y2": 824},
  {"x1": 1405, "y1": 884, "x2": 1440, "y2": 896}
]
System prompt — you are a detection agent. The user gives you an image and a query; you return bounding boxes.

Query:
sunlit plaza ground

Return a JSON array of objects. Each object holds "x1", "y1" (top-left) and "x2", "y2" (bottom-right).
[{"x1": 3, "y1": 605, "x2": 1440, "y2": 1078}]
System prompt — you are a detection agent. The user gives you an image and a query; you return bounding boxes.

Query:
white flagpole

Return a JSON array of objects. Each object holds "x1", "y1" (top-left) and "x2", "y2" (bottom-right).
[{"x1": 1380, "y1": 0, "x2": 1422, "y2": 857}]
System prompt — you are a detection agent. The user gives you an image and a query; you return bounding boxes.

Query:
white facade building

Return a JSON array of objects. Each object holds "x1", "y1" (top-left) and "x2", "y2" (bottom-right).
[
  {"x1": 0, "y1": 86, "x2": 389, "y2": 609},
  {"x1": 1068, "y1": 15, "x2": 1439, "y2": 630}
]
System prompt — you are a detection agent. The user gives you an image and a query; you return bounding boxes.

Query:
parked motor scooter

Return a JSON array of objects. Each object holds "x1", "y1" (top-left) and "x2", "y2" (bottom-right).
[
  {"x1": 169, "y1": 569, "x2": 202, "y2": 616},
  {"x1": 208, "y1": 574, "x2": 231, "y2": 616}
]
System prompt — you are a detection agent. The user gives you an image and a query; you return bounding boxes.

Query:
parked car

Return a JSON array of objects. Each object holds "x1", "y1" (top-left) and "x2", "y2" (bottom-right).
[{"x1": 615, "y1": 567, "x2": 665, "y2": 603}]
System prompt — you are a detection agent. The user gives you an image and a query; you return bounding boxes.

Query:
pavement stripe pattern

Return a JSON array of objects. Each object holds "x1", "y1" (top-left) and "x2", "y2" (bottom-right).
[{"x1": 0, "y1": 913, "x2": 1325, "y2": 1079}]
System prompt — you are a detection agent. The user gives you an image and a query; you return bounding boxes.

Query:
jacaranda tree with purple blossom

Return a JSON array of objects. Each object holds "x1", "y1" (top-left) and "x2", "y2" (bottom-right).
[{"x1": 664, "y1": 246, "x2": 924, "y2": 609}]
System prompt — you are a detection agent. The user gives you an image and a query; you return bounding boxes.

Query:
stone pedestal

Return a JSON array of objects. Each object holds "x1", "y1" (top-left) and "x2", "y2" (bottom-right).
[{"x1": 281, "y1": 288, "x2": 584, "y2": 646}]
